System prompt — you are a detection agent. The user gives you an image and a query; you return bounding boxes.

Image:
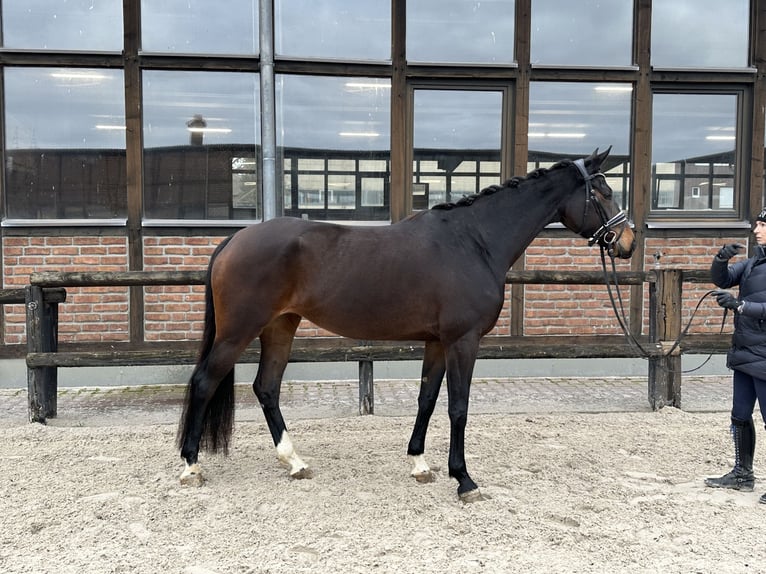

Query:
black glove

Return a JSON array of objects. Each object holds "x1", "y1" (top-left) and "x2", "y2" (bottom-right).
[
  {"x1": 713, "y1": 289, "x2": 740, "y2": 310},
  {"x1": 717, "y1": 243, "x2": 745, "y2": 261}
]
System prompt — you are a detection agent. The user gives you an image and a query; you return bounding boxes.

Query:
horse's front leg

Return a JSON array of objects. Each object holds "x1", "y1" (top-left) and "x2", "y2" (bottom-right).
[
  {"x1": 254, "y1": 314, "x2": 312, "y2": 479},
  {"x1": 445, "y1": 335, "x2": 485, "y2": 503},
  {"x1": 407, "y1": 340, "x2": 446, "y2": 483}
]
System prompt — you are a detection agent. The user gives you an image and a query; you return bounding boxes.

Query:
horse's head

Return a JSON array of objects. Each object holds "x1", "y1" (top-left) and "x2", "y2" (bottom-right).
[{"x1": 559, "y1": 147, "x2": 636, "y2": 259}]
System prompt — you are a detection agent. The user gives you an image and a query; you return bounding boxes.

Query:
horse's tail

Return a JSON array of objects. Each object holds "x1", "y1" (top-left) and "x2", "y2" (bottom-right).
[{"x1": 177, "y1": 234, "x2": 236, "y2": 455}]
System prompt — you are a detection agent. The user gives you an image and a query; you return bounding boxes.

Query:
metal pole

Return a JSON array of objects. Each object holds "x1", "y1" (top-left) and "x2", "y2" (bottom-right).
[{"x1": 259, "y1": 0, "x2": 278, "y2": 220}]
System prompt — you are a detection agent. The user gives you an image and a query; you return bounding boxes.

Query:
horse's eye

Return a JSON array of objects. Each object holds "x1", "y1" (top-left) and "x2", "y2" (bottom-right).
[{"x1": 594, "y1": 177, "x2": 613, "y2": 199}]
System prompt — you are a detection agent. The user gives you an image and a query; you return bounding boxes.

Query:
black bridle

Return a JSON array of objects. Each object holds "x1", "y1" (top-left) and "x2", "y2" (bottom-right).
[{"x1": 572, "y1": 158, "x2": 628, "y2": 252}]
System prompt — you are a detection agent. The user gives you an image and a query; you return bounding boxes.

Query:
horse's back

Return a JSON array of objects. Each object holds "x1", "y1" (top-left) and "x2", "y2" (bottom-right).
[
  {"x1": 210, "y1": 217, "x2": 401, "y2": 298},
  {"x1": 218, "y1": 218, "x2": 380, "y2": 272},
  {"x1": 222, "y1": 216, "x2": 431, "y2": 266}
]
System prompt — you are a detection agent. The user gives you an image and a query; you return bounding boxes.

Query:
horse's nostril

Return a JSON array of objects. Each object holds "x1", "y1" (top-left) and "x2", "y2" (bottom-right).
[{"x1": 621, "y1": 240, "x2": 637, "y2": 258}]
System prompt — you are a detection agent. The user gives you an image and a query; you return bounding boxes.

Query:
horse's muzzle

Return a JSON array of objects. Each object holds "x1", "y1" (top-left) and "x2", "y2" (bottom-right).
[{"x1": 611, "y1": 235, "x2": 636, "y2": 259}]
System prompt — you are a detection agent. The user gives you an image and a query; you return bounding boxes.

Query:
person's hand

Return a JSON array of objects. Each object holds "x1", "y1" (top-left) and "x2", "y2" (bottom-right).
[
  {"x1": 713, "y1": 289, "x2": 740, "y2": 310},
  {"x1": 717, "y1": 243, "x2": 745, "y2": 260}
]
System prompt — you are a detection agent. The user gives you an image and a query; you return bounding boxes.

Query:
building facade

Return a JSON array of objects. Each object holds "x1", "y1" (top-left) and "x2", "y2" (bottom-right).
[{"x1": 0, "y1": 1, "x2": 763, "y2": 359}]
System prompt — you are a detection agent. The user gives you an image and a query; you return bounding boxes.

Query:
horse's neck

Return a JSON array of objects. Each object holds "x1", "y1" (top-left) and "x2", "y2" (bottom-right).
[{"x1": 473, "y1": 175, "x2": 570, "y2": 274}]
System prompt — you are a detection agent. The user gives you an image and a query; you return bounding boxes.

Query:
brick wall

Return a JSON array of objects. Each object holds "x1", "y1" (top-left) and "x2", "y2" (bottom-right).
[
  {"x1": 2, "y1": 236, "x2": 129, "y2": 344},
  {"x1": 142, "y1": 236, "x2": 225, "y2": 341},
  {"x1": 523, "y1": 237, "x2": 634, "y2": 335},
  {"x1": 644, "y1": 236, "x2": 749, "y2": 336}
]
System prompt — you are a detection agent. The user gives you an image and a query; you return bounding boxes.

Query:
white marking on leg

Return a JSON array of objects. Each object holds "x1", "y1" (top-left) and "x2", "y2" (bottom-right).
[
  {"x1": 409, "y1": 454, "x2": 431, "y2": 478},
  {"x1": 276, "y1": 431, "x2": 309, "y2": 477},
  {"x1": 179, "y1": 462, "x2": 204, "y2": 486}
]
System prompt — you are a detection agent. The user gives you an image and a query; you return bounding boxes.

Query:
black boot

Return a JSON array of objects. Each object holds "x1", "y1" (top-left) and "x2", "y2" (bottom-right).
[{"x1": 704, "y1": 416, "x2": 755, "y2": 492}]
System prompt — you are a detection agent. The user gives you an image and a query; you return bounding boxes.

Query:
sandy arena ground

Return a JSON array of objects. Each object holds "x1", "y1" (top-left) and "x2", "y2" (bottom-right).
[{"x1": 2, "y1": 404, "x2": 766, "y2": 573}]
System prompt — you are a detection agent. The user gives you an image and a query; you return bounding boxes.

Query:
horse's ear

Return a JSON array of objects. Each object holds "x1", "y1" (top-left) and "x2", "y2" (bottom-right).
[{"x1": 587, "y1": 146, "x2": 612, "y2": 172}]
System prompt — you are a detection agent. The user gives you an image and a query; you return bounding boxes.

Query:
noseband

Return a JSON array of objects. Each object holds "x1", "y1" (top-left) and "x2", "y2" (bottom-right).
[{"x1": 573, "y1": 159, "x2": 627, "y2": 250}]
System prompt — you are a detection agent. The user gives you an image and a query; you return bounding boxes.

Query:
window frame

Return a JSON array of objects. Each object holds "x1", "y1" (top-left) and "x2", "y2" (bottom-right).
[
  {"x1": 1, "y1": 65, "x2": 128, "y2": 225},
  {"x1": 647, "y1": 84, "x2": 750, "y2": 222},
  {"x1": 139, "y1": 68, "x2": 261, "y2": 223},
  {"x1": 407, "y1": 82, "x2": 513, "y2": 213}
]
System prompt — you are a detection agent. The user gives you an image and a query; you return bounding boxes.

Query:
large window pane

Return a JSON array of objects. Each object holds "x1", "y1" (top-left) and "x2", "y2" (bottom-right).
[
  {"x1": 142, "y1": 71, "x2": 260, "y2": 220},
  {"x1": 407, "y1": 0, "x2": 515, "y2": 64},
  {"x1": 277, "y1": 76, "x2": 391, "y2": 221},
  {"x1": 529, "y1": 82, "x2": 632, "y2": 211},
  {"x1": 4, "y1": 68, "x2": 126, "y2": 220},
  {"x1": 651, "y1": 93, "x2": 738, "y2": 215},
  {"x1": 412, "y1": 90, "x2": 502, "y2": 209},
  {"x1": 529, "y1": 82, "x2": 632, "y2": 157},
  {"x1": 2, "y1": 0, "x2": 122, "y2": 51},
  {"x1": 652, "y1": 0, "x2": 749, "y2": 68},
  {"x1": 531, "y1": 0, "x2": 632, "y2": 67},
  {"x1": 275, "y1": 0, "x2": 390, "y2": 61},
  {"x1": 141, "y1": 0, "x2": 258, "y2": 54}
]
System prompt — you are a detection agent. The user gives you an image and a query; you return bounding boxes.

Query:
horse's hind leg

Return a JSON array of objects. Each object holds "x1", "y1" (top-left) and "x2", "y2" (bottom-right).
[
  {"x1": 253, "y1": 313, "x2": 311, "y2": 479},
  {"x1": 407, "y1": 340, "x2": 446, "y2": 483},
  {"x1": 179, "y1": 340, "x2": 243, "y2": 486}
]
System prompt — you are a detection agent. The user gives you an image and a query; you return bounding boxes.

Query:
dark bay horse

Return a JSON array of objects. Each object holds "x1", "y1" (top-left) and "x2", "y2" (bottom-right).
[{"x1": 178, "y1": 147, "x2": 636, "y2": 501}]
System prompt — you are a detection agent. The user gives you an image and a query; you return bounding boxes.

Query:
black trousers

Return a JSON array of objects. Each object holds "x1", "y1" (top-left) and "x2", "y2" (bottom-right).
[{"x1": 732, "y1": 368, "x2": 766, "y2": 426}]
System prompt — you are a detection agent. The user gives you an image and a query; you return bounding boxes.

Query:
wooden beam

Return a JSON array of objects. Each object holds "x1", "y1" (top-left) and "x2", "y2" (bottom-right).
[
  {"x1": 0, "y1": 288, "x2": 66, "y2": 304},
  {"x1": 359, "y1": 360, "x2": 374, "y2": 415},
  {"x1": 26, "y1": 334, "x2": 659, "y2": 368},
  {"x1": 123, "y1": 0, "x2": 145, "y2": 345},
  {"x1": 648, "y1": 269, "x2": 683, "y2": 409},
  {"x1": 749, "y1": 0, "x2": 766, "y2": 218},
  {"x1": 25, "y1": 286, "x2": 58, "y2": 422},
  {"x1": 630, "y1": 0, "x2": 652, "y2": 339},
  {"x1": 30, "y1": 270, "x2": 206, "y2": 287},
  {"x1": 511, "y1": 0, "x2": 531, "y2": 337},
  {"x1": 506, "y1": 270, "x2": 649, "y2": 285},
  {"x1": 389, "y1": 0, "x2": 408, "y2": 222},
  {"x1": 29, "y1": 269, "x2": 650, "y2": 288}
]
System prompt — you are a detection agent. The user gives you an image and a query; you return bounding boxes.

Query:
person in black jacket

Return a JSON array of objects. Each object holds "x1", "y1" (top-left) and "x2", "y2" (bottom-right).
[{"x1": 707, "y1": 208, "x2": 766, "y2": 504}]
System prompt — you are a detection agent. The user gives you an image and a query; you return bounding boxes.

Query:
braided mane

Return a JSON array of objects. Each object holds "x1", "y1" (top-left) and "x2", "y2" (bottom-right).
[{"x1": 431, "y1": 159, "x2": 572, "y2": 211}]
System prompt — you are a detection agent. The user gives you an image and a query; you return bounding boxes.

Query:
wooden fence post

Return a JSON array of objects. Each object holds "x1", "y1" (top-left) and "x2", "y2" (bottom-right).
[
  {"x1": 44, "y1": 295, "x2": 59, "y2": 416},
  {"x1": 359, "y1": 360, "x2": 374, "y2": 415},
  {"x1": 648, "y1": 269, "x2": 683, "y2": 409},
  {"x1": 26, "y1": 286, "x2": 58, "y2": 423}
]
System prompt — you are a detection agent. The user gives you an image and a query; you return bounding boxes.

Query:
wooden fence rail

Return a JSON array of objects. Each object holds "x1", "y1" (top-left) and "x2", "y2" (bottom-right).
[{"x1": 20, "y1": 268, "x2": 727, "y2": 423}]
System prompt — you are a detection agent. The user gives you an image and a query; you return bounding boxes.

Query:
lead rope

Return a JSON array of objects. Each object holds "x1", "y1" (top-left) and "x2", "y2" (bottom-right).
[{"x1": 598, "y1": 245, "x2": 726, "y2": 373}]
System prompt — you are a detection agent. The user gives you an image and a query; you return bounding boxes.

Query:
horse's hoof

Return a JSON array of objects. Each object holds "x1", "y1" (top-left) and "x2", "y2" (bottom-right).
[
  {"x1": 179, "y1": 465, "x2": 205, "y2": 487},
  {"x1": 412, "y1": 470, "x2": 436, "y2": 484},
  {"x1": 290, "y1": 467, "x2": 313, "y2": 480},
  {"x1": 459, "y1": 488, "x2": 486, "y2": 503}
]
